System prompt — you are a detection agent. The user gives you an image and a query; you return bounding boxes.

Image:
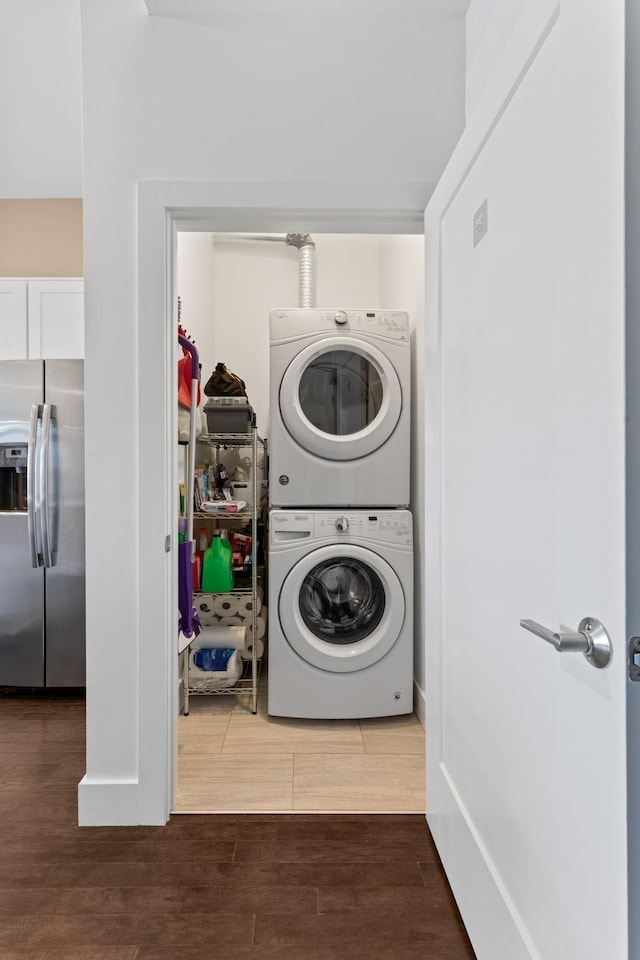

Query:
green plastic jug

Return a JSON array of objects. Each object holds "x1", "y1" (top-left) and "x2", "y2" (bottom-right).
[{"x1": 201, "y1": 533, "x2": 234, "y2": 592}]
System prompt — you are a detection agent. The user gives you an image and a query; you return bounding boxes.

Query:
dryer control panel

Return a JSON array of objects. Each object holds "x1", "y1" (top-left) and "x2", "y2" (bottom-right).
[{"x1": 270, "y1": 308, "x2": 409, "y2": 343}]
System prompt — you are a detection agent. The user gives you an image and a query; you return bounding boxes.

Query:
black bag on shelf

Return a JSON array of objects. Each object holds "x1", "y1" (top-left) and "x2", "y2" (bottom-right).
[{"x1": 203, "y1": 362, "x2": 248, "y2": 398}]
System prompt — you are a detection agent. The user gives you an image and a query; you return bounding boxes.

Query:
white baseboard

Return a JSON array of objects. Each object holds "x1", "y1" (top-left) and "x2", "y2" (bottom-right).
[
  {"x1": 428, "y1": 763, "x2": 535, "y2": 960},
  {"x1": 77, "y1": 775, "x2": 140, "y2": 826}
]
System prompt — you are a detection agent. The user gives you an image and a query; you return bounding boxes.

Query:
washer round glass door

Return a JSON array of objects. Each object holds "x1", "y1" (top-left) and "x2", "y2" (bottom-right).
[
  {"x1": 278, "y1": 544, "x2": 406, "y2": 672},
  {"x1": 279, "y1": 337, "x2": 402, "y2": 461}
]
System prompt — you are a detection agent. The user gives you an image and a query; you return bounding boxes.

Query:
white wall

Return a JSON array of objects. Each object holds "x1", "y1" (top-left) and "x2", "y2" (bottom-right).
[
  {"x1": 0, "y1": 0, "x2": 83, "y2": 197},
  {"x1": 176, "y1": 234, "x2": 217, "y2": 377},
  {"x1": 80, "y1": 0, "x2": 465, "y2": 824},
  {"x1": 465, "y1": 0, "x2": 528, "y2": 119},
  {"x1": 378, "y1": 235, "x2": 426, "y2": 722}
]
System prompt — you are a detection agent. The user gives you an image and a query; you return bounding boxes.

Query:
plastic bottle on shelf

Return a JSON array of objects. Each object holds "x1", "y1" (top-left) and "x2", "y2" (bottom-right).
[
  {"x1": 192, "y1": 553, "x2": 202, "y2": 591},
  {"x1": 201, "y1": 531, "x2": 235, "y2": 592},
  {"x1": 196, "y1": 526, "x2": 208, "y2": 560},
  {"x1": 192, "y1": 527, "x2": 208, "y2": 593}
]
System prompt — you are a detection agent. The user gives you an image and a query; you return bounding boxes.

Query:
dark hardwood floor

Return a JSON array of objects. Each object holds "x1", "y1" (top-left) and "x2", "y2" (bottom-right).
[{"x1": 0, "y1": 689, "x2": 476, "y2": 959}]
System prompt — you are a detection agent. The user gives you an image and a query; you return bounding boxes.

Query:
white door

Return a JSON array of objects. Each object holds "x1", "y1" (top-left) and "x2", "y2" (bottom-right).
[{"x1": 424, "y1": 2, "x2": 626, "y2": 959}]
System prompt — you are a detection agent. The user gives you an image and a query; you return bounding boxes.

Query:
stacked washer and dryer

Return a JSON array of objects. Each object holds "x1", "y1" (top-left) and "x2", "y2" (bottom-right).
[{"x1": 268, "y1": 308, "x2": 413, "y2": 720}]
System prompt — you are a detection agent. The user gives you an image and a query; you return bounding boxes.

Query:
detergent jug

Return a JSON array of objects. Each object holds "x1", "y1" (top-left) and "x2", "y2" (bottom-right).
[{"x1": 201, "y1": 532, "x2": 234, "y2": 592}]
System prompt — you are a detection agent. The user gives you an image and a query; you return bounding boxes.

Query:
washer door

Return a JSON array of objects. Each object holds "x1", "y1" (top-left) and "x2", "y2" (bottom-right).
[
  {"x1": 279, "y1": 337, "x2": 402, "y2": 461},
  {"x1": 279, "y1": 544, "x2": 405, "y2": 673}
]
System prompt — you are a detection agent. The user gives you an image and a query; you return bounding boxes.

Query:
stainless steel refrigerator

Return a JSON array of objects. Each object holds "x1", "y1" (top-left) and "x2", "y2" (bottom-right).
[{"x1": 0, "y1": 360, "x2": 85, "y2": 686}]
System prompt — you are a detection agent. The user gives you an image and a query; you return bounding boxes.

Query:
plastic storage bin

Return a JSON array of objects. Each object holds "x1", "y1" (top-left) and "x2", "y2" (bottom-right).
[{"x1": 203, "y1": 397, "x2": 254, "y2": 433}]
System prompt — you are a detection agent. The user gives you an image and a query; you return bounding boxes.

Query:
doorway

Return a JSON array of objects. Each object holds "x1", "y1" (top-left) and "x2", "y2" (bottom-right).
[
  {"x1": 173, "y1": 229, "x2": 426, "y2": 813},
  {"x1": 136, "y1": 183, "x2": 428, "y2": 824}
]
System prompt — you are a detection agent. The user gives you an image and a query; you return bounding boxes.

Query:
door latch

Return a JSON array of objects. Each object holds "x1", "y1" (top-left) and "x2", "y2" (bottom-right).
[{"x1": 629, "y1": 637, "x2": 640, "y2": 681}]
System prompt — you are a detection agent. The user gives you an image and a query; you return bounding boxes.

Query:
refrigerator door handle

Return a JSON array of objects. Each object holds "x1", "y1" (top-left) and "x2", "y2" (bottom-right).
[
  {"x1": 39, "y1": 403, "x2": 55, "y2": 569},
  {"x1": 27, "y1": 403, "x2": 41, "y2": 568}
]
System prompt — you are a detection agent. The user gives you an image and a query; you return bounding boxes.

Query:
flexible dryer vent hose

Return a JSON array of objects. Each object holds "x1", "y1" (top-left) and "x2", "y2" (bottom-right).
[{"x1": 286, "y1": 233, "x2": 316, "y2": 308}]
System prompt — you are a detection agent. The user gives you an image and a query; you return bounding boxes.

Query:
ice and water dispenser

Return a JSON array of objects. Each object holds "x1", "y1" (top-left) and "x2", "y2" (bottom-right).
[{"x1": 0, "y1": 443, "x2": 28, "y2": 511}]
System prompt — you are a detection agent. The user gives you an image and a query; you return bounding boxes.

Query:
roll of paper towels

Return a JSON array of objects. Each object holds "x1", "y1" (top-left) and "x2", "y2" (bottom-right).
[
  {"x1": 196, "y1": 601, "x2": 220, "y2": 627},
  {"x1": 219, "y1": 616, "x2": 243, "y2": 627},
  {"x1": 212, "y1": 594, "x2": 240, "y2": 618},
  {"x1": 246, "y1": 609, "x2": 267, "y2": 641},
  {"x1": 196, "y1": 624, "x2": 247, "y2": 651},
  {"x1": 241, "y1": 637, "x2": 265, "y2": 661},
  {"x1": 236, "y1": 593, "x2": 262, "y2": 617}
]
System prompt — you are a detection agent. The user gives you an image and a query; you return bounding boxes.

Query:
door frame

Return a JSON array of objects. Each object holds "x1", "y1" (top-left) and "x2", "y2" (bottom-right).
[
  {"x1": 627, "y1": 0, "x2": 640, "y2": 953},
  {"x1": 137, "y1": 182, "x2": 424, "y2": 822}
]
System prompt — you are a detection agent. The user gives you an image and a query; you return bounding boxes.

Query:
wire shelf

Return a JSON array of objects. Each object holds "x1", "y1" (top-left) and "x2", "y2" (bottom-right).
[{"x1": 187, "y1": 657, "x2": 263, "y2": 698}]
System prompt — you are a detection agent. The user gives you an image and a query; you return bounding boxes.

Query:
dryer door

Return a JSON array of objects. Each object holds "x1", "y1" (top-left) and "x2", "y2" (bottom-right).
[
  {"x1": 279, "y1": 337, "x2": 402, "y2": 461},
  {"x1": 279, "y1": 544, "x2": 405, "y2": 672}
]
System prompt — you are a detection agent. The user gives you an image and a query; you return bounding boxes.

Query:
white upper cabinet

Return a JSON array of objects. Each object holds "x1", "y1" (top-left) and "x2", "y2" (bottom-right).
[
  {"x1": 27, "y1": 280, "x2": 84, "y2": 359},
  {"x1": 0, "y1": 279, "x2": 84, "y2": 360},
  {"x1": 0, "y1": 281, "x2": 28, "y2": 360}
]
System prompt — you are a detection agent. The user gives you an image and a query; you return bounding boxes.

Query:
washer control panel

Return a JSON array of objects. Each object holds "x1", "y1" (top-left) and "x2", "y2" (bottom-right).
[
  {"x1": 318, "y1": 511, "x2": 412, "y2": 545},
  {"x1": 271, "y1": 510, "x2": 412, "y2": 546}
]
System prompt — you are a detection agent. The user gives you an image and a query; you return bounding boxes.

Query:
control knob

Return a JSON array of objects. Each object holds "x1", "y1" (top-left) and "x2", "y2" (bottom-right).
[
  {"x1": 334, "y1": 311, "x2": 348, "y2": 325},
  {"x1": 335, "y1": 516, "x2": 349, "y2": 533}
]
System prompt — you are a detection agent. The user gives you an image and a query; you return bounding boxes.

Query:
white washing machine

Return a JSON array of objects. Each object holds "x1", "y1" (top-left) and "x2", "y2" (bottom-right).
[
  {"x1": 268, "y1": 509, "x2": 413, "y2": 719},
  {"x1": 269, "y1": 308, "x2": 411, "y2": 507}
]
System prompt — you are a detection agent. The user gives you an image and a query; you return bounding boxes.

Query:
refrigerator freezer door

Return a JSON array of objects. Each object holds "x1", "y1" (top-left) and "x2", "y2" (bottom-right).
[
  {"x1": 0, "y1": 513, "x2": 45, "y2": 685},
  {"x1": 0, "y1": 361, "x2": 45, "y2": 685},
  {"x1": 43, "y1": 360, "x2": 85, "y2": 686}
]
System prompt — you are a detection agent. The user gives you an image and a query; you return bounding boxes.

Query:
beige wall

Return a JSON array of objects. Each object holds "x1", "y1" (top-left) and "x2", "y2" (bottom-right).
[{"x1": 0, "y1": 199, "x2": 83, "y2": 276}]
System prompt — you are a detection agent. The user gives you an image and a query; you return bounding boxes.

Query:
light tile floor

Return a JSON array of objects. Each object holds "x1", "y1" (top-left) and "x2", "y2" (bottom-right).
[{"x1": 174, "y1": 682, "x2": 425, "y2": 814}]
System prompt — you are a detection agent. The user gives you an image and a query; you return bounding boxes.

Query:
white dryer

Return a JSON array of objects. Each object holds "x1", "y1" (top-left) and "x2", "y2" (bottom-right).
[
  {"x1": 269, "y1": 308, "x2": 410, "y2": 507},
  {"x1": 268, "y1": 509, "x2": 413, "y2": 719}
]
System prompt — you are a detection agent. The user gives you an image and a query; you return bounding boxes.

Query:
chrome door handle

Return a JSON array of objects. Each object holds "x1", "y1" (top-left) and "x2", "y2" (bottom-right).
[
  {"x1": 520, "y1": 617, "x2": 612, "y2": 668},
  {"x1": 39, "y1": 403, "x2": 54, "y2": 568},
  {"x1": 27, "y1": 403, "x2": 41, "y2": 568},
  {"x1": 519, "y1": 620, "x2": 587, "y2": 652}
]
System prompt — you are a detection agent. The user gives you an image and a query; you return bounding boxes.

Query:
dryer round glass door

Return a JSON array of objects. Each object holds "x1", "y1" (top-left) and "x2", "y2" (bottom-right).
[
  {"x1": 278, "y1": 544, "x2": 406, "y2": 672},
  {"x1": 279, "y1": 337, "x2": 402, "y2": 461}
]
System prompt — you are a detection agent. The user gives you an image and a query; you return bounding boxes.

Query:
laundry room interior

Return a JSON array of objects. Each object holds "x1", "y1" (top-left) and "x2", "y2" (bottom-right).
[{"x1": 175, "y1": 229, "x2": 426, "y2": 814}]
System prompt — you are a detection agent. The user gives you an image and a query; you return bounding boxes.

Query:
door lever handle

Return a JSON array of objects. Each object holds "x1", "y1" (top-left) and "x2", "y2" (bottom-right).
[
  {"x1": 519, "y1": 617, "x2": 612, "y2": 669},
  {"x1": 519, "y1": 620, "x2": 587, "y2": 652}
]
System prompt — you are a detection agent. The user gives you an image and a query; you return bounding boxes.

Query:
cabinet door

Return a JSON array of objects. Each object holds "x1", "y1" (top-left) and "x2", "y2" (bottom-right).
[
  {"x1": 0, "y1": 281, "x2": 28, "y2": 360},
  {"x1": 27, "y1": 280, "x2": 84, "y2": 359}
]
